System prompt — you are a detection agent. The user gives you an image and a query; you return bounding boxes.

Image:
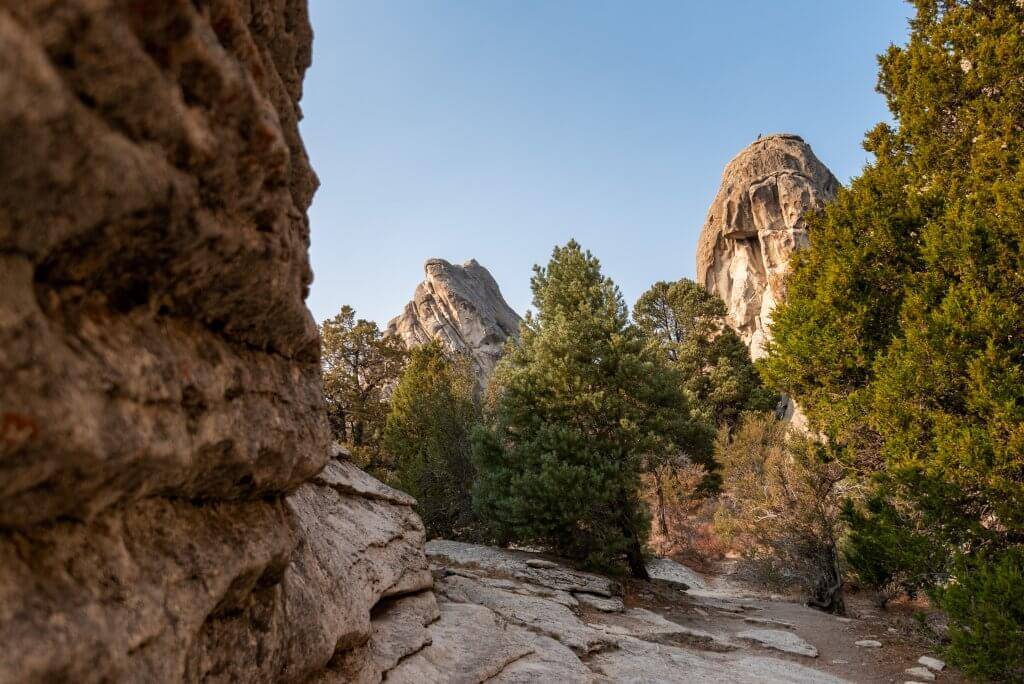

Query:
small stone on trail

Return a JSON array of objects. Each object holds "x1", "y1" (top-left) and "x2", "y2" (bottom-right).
[
  {"x1": 905, "y1": 666, "x2": 936, "y2": 681},
  {"x1": 575, "y1": 592, "x2": 623, "y2": 613},
  {"x1": 736, "y1": 629, "x2": 818, "y2": 657},
  {"x1": 831, "y1": 659, "x2": 849, "y2": 665},
  {"x1": 525, "y1": 558, "x2": 559, "y2": 569},
  {"x1": 836, "y1": 616, "x2": 854, "y2": 623},
  {"x1": 918, "y1": 656, "x2": 946, "y2": 671},
  {"x1": 855, "y1": 639, "x2": 883, "y2": 648}
]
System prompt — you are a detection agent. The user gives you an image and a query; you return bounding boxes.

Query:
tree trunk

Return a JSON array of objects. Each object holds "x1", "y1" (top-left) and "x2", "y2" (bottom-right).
[
  {"x1": 807, "y1": 545, "x2": 845, "y2": 614},
  {"x1": 653, "y1": 469, "x2": 669, "y2": 537},
  {"x1": 618, "y1": 499, "x2": 650, "y2": 580},
  {"x1": 625, "y1": 533, "x2": 650, "y2": 580}
]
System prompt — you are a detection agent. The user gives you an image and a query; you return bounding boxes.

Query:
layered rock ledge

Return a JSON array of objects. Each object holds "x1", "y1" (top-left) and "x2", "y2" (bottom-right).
[{"x1": 408, "y1": 541, "x2": 846, "y2": 683}]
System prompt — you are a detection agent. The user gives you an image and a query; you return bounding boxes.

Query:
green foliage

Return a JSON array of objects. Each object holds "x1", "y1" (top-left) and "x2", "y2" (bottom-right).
[
  {"x1": 473, "y1": 241, "x2": 711, "y2": 577},
  {"x1": 635, "y1": 279, "x2": 777, "y2": 432},
  {"x1": 320, "y1": 306, "x2": 407, "y2": 465},
  {"x1": 936, "y1": 547, "x2": 1024, "y2": 683},
  {"x1": 764, "y1": 0, "x2": 1024, "y2": 672},
  {"x1": 840, "y1": 492, "x2": 947, "y2": 602},
  {"x1": 382, "y1": 341, "x2": 479, "y2": 539},
  {"x1": 714, "y1": 413, "x2": 849, "y2": 612},
  {"x1": 634, "y1": 278, "x2": 775, "y2": 532}
]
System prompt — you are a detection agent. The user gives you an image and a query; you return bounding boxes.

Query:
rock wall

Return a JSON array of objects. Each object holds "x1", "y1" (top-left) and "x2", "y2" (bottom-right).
[
  {"x1": 0, "y1": 2, "x2": 431, "y2": 681},
  {"x1": 696, "y1": 134, "x2": 838, "y2": 361},
  {"x1": 387, "y1": 258, "x2": 522, "y2": 386}
]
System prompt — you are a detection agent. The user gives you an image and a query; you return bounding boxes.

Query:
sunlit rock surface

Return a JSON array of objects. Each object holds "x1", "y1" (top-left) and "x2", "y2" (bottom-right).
[
  {"x1": 387, "y1": 258, "x2": 521, "y2": 386},
  {"x1": 696, "y1": 134, "x2": 838, "y2": 361}
]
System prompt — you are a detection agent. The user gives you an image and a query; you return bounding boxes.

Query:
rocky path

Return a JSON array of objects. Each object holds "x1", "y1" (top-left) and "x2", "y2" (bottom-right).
[{"x1": 384, "y1": 541, "x2": 957, "y2": 683}]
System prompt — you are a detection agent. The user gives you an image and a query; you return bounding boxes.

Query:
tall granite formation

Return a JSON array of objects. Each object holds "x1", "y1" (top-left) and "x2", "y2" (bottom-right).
[
  {"x1": 0, "y1": 3, "x2": 431, "y2": 681},
  {"x1": 387, "y1": 258, "x2": 522, "y2": 385},
  {"x1": 696, "y1": 134, "x2": 839, "y2": 361}
]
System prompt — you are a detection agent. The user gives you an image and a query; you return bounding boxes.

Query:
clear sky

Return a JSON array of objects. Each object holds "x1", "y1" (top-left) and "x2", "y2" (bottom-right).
[{"x1": 301, "y1": 1, "x2": 912, "y2": 327}]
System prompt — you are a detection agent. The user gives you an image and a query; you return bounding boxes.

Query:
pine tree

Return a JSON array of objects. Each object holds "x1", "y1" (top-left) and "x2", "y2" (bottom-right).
[
  {"x1": 473, "y1": 241, "x2": 710, "y2": 577},
  {"x1": 382, "y1": 342, "x2": 478, "y2": 539},
  {"x1": 763, "y1": 1, "x2": 1024, "y2": 675},
  {"x1": 634, "y1": 279, "x2": 774, "y2": 535},
  {"x1": 634, "y1": 279, "x2": 776, "y2": 432}
]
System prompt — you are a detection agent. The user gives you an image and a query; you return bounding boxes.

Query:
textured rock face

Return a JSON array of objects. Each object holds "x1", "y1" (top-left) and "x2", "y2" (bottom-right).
[
  {"x1": 386, "y1": 258, "x2": 521, "y2": 385},
  {"x1": 0, "y1": 0, "x2": 324, "y2": 527},
  {"x1": 409, "y1": 541, "x2": 848, "y2": 683},
  {"x1": 0, "y1": 3, "x2": 432, "y2": 682},
  {"x1": 696, "y1": 134, "x2": 839, "y2": 361}
]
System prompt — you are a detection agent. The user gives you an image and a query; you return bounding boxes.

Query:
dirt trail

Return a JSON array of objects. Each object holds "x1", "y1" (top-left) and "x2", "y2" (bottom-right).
[
  {"x1": 628, "y1": 559, "x2": 965, "y2": 683},
  {"x1": 418, "y1": 541, "x2": 962, "y2": 682}
]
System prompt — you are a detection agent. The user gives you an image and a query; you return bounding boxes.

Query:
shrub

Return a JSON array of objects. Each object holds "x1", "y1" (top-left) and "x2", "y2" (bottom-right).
[
  {"x1": 715, "y1": 413, "x2": 849, "y2": 612},
  {"x1": 936, "y1": 548, "x2": 1024, "y2": 683}
]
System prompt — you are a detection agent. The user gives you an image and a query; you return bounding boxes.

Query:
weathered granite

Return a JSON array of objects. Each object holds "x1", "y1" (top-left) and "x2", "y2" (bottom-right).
[
  {"x1": 415, "y1": 542, "x2": 848, "y2": 683},
  {"x1": 426, "y1": 540, "x2": 618, "y2": 597},
  {"x1": 647, "y1": 556, "x2": 709, "y2": 591},
  {"x1": 588, "y1": 637, "x2": 847, "y2": 684},
  {"x1": 736, "y1": 629, "x2": 819, "y2": 658},
  {"x1": 696, "y1": 134, "x2": 838, "y2": 361},
  {"x1": 438, "y1": 574, "x2": 616, "y2": 654},
  {"x1": 0, "y1": 459, "x2": 433, "y2": 682},
  {"x1": 0, "y1": 3, "x2": 435, "y2": 682},
  {"x1": 385, "y1": 602, "x2": 534, "y2": 684},
  {"x1": 386, "y1": 258, "x2": 521, "y2": 385}
]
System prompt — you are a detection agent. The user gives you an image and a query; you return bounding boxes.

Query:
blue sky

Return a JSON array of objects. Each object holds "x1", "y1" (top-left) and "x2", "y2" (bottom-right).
[{"x1": 301, "y1": 1, "x2": 912, "y2": 327}]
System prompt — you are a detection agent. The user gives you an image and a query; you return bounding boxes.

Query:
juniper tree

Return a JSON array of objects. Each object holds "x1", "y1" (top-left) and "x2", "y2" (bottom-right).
[
  {"x1": 763, "y1": 1, "x2": 1024, "y2": 675},
  {"x1": 473, "y1": 241, "x2": 710, "y2": 578},
  {"x1": 320, "y1": 306, "x2": 407, "y2": 467}
]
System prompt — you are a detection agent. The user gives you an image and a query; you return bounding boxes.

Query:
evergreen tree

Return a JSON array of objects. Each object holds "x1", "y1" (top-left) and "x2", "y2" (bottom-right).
[
  {"x1": 764, "y1": 1, "x2": 1024, "y2": 675},
  {"x1": 320, "y1": 306, "x2": 407, "y2": 467},
  {"x1": 634, "y1": 279, "x2": 777, "y2": 431},
  {"x1": 473, "y1": 241, "x2": 711, "y2": 578},
  {"x1": 383, "y1": 342, "x2": 478, "y2": 539},
  {"x1": 634, "y1": 279, "x2": 774, "y2": 533}
]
